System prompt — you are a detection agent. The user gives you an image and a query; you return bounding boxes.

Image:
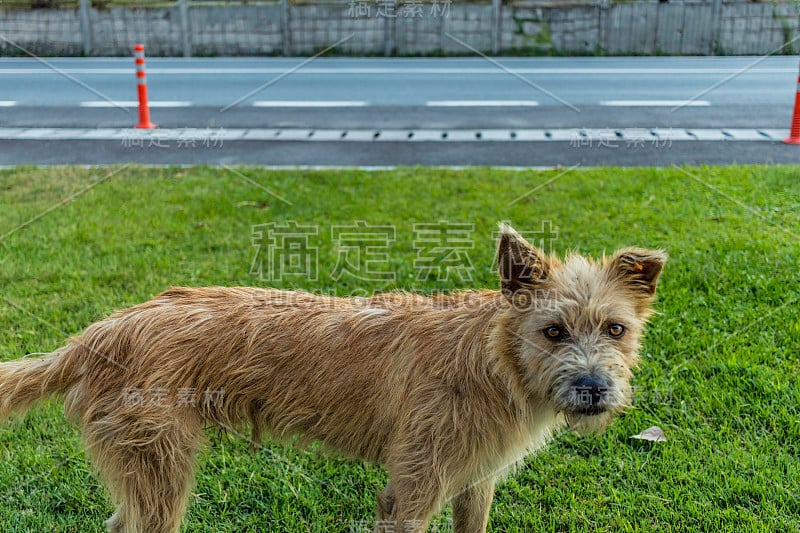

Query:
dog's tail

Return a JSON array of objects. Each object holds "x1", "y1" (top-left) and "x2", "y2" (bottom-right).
[{"x1": 0, "y1": 344, "x2": 81, "y2": 420}]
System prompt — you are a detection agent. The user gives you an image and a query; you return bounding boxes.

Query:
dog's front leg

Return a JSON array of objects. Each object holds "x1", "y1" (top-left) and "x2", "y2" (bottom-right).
[
  {"x1": 374, "y1": 475, "x2": 441, "y2": 533},
  {"x1": 451, "y1": 479, "x2": 496, "y2": 533}
]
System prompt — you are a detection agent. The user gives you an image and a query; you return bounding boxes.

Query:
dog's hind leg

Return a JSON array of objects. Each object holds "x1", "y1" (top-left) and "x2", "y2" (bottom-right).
[
  {"x1": 376, "y1": 480, "x2": 395, "y2": 518},
  {"x1": 85, "y1": 409, "x2": 204, "y2": 533}
]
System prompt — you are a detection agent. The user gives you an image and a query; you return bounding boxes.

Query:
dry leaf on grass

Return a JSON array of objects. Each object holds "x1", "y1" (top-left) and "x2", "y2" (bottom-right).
[{"x1": 631, "y1": 426, "x2": 666, "y2": 442}]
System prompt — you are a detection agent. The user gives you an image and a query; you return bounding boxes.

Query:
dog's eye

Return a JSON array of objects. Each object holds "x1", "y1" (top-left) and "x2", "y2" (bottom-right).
[
  {"x1": 608, "y1": 324, "x2": 626, "y2": 337},
  {"x1": 543, "y1": 325, "x2": 565, "y2": 340}
]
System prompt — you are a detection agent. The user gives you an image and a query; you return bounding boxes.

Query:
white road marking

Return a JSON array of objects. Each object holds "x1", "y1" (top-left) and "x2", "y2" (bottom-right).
[
  {"x1": 0, "y1": 127, "x2": 787, "y2": 142},
  {"x1": 426, "y1": 100, "x2": 539, "y2": 106},
  {"x1": 0, "y1": 101, "x2": 17, "y2": 106},
  {"x1": 601, "y1": 100, "x2": 711, "y2": 107},
  {"x1": 252, "y1": 100, "x2": 367, "y2": 107},
  {"x1": 0, "y1": 68, "x2": 793, "y2": 75},
  {"x1": 756, "y1": 129, "x2": 791, "y2": 140},
  {"x1": 685, "y1": 129, "x2": 729, "y2": 141},
  {"x1": 80, "y1": 101, "x2": 192, "y2": 107},
  {"x1": 0, "y1": 163, "x2": 565, "y2": 171}
]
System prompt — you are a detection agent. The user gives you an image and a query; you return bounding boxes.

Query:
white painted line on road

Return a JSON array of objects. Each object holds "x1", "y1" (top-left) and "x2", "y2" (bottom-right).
[
  {"x1": 0, "y1": 101, "x2": 17, "y2": 107},
  {"x1": 1, "y1": 68, "x2": 794, "y2": 75},
  {"x1": 409, "y1": 130, "x2": 446, "y2": 141},
  {"x1": 0, "y1": 128, "x2": 788, "y2": 143},
  {"x1": 274, "y1": 129, "x2": 314, "y2": 140},
  {"x1": 601, "y1": 100, "x2": 711, "y2": 107},
  {"x1": 17, "y1": 128, "x2": 64, "y2": 139},
  {"x1": 253, "y1": 101, "x2": 367, "y2": 107},
  {"x1": 307, "y1": 130, "x2": 347, "y2": 141},
  {"x1": 0, "y1": 163, "x2": 565, "y2": 171},
  {"x1": 80, "y1": 101, "x2": 192, "y2": 108},
  {"x1": 80, "y1": 101, "x2": 139, "y2": 107},
  {"x1": 544, "y1": 130, "x2": 580, "y2": 142},
  {"x1": 755, "y1": 129, "x2": 789, "y2": 141},
  {"x1": 143, "y1": 101, "x2": 193, "y2": 108},
  {"x1": 376, "y1": 130, "x2": 414, "y2": 142},
  {"x1": 650, "y1": 128, "x2": 701, "y2": 141},
  {"x1": 685, "y1": 129, "x2": 728, "y2": 141},
  {"x1": 340, "y1": 130, "x2": 380, "y2": 141},
  {"x1": 426, "y1": 100, "x2": 539, "y2": 107},
  {"x1": 481, "y1": 130, "x2": 518, "y2": 141},
  {"x1": 241, "y1": 129, "x2": 281, "y2": 140},
  {"x1": 721, "y1": 129, "x2": 772, "y2": 141},
  {"x1": 445, "y1": 131, "x2": 481, "y2": 141},
  {"x1": 513, "y1": 130, "x2": 551, "y2": 141}
]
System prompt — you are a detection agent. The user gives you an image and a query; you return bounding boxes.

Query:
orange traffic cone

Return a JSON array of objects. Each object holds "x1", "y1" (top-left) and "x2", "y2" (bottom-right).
[{"x1": 134, "y1": 44, "x2": 156, "y2": 129}]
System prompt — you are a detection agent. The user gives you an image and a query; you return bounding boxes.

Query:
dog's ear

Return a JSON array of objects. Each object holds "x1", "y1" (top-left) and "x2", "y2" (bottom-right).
[
  {"x1": 607, "y1": 248, "x2": 667, "y2": 298},
  {"x1": 497, "y1": 223, "x2": 551, "y2": 298}
]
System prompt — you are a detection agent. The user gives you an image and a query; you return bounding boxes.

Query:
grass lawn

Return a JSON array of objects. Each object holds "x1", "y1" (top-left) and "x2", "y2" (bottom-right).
[{"x1": 0, "y1": 165, "x2": 798, "y2": 532}]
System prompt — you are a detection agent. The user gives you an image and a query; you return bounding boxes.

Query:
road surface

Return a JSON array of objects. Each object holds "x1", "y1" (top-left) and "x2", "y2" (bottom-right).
[{"x1": 0, "y1": 56, "x2": 797, "y2": 166}]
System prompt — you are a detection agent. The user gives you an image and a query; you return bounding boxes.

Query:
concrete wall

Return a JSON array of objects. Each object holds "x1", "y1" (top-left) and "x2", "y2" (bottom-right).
[
  {"x1": 0, "y1": 8, "x2": 84, "y2": 55},
  {"x1": 90, "y1": 7, "x2": 186, "y2": 56},
  {"x1": 1, "y1": 1, "x2": 798, "y2": 57},
  {"x1": 718, "y1": 2, "x2": 800, "y2": 54},
  {"x1": 191, "y1": 6, "x2": 283, "y2": 56},
  {"x1": 503, "y1": 2, "x2": 719, "y2": 55}
]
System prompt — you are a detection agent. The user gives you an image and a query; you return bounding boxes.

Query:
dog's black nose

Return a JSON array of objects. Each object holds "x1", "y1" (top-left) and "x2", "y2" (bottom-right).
[{"x1": 572, "y1": 375, "x2": 608, "y2": 412}]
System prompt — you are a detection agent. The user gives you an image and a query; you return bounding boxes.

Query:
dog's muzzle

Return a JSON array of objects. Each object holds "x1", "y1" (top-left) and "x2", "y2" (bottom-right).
[{"x1": 568, "y1": 374, "x2": 609, "y2": 415}]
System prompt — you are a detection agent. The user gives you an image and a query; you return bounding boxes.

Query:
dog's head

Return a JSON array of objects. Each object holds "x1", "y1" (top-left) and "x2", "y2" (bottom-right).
[{"x1": 496, "y1": 224, "x2": 666, "y2": 433}]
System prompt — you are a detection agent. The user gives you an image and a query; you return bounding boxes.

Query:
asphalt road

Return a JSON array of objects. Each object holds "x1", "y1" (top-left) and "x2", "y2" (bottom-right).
[{"x1": 1, "y1": 56, "x2": 798, "y2": 166}]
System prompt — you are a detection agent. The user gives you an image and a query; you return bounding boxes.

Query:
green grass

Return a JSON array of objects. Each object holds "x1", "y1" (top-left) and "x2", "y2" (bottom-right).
[{"x1": 0, "y1": 165, "x2": 798, "y2": 532}]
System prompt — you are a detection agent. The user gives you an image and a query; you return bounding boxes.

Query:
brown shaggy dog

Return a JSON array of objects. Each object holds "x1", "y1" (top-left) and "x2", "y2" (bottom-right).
[{"x1": 0, "y1": 224, "x2": 665, "y2": 533}]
